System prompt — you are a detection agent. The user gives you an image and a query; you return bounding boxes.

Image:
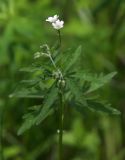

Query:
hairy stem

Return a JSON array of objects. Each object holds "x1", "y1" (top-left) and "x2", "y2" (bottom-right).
[{"x1": 58, "y1": 91, "x2": 64, "y2": 160}]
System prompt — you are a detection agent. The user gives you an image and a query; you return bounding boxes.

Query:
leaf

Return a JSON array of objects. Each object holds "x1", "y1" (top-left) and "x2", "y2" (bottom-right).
[
  {"x1": 36, "y1": 85, "x2": 58, "y2": 125},
  {"x1": 55, "y1": 48, "x2": 72, "y2": 65},
  {"x1": 19, "y1": 66, "x2": 43, "y2": 72},
  {"x1": 18, "y1": 84, "x2": 58, "y2": 135},
  {"x1": 20, "y1": 79, "x2": 40, "y2": 87},
  {"x1": 10, "y1": 87, "x2": 44, "y2": 99},
  {"x1": 70, "y1": 99, "x2": 120, "y2": 116},
  {"x1": 63, "y1": 46, "x2": 82, "y2": 72},
  {"x1": 74, "y1": 71, "x2": 117, "y2": 93},
  {"x1": 18, "y1": 105, "x2": 42, "y2": 135},
  {"x1": 66, "y1": 78, "x2": 87, "y2": 106},
  {"x1": 87, "y1": 100, "x2": 121, "y2": 115},
  {"x1": 69, "y1": 100, "x2": 90, "y2": 117},
  {"x1": 87, "y1": 72, "x2": 117, "y2": 93}
]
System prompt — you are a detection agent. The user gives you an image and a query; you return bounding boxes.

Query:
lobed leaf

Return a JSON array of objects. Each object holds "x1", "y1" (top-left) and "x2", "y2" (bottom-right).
[
  {"x1": 19, "y1": 66, "x2": 43, "y2": 72},
  {"x1": 18, "y1": 84, "x2": 58, "y2": 134},
  {"x1": 62, "y1": 46, "x2": 82, "y2": 72},
  {"x1": 18, "y1": 105, "x2": 53, "y2": 135},
  {"x1": 71, "y1": 99, "x2": 120, "y2": 115},
  {"x1": 18, "y1": 105, "x2": 42, "y2": 135},
  {"x1": 73, "y1": 71, "x2": 117, "y2": 93},
  {"x1": 86, "y1": 100, "x2": 121, "y2": 115},
  {"x1": 69, "y1": 100, "x2": 90, "y2": 117},
  {"x1": 66, "y1": 78, "x2": 87, "y2": 106},
  {"x1": 10, "y1": 88, "x2": 44, "y2": 99},
  {"x1": 36, "y1": 85, "x2": 58, "y2": 125}
]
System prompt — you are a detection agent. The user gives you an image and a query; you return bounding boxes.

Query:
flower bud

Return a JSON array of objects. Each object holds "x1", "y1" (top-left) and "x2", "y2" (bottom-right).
[
  {"x1": 34, "y1": 52, "x2": 41, "y2": 59},
  {"x1": 61, "y1": 80, "x2": 66, "y2": 88},
  {"x1": 52, "y1": 71, "x2": 60, "y2": 79},
  {"x1": 57, "y1": 79, "x2": 66, "y2": 88}
]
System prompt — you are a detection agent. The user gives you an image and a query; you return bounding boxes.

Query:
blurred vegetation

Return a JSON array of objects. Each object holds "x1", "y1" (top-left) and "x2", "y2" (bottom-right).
[{"x1": 0, "y1": 0, "x2": 125, "y2": 160}]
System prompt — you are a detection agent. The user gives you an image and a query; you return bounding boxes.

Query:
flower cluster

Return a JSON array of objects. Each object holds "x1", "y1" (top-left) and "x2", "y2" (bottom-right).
[{"x1": 46, "y1": 15, "x2": 64, "y2": 30}]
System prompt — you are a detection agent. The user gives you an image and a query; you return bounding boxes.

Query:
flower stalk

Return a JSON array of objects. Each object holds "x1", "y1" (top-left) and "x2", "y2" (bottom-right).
[{"x1": 58, "y1": 30, "x2": 61, "y2": 48}]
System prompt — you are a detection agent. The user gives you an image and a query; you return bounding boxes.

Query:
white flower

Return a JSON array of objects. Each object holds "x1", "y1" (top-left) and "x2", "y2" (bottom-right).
[
  {"x1": 46, "y1": 15, "x2": 59, "y2": 23},
  {"x1": 52, "y1": 19, "x2": 64, "y2": 30},
  {"x1": 46, "y1": 15, "x2": 64, "y2": 30}
]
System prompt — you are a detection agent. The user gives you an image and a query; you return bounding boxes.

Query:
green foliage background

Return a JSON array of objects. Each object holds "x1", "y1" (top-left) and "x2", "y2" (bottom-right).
[{"x1": 0, "y1": 0, "x2": 125, "y2": 159}]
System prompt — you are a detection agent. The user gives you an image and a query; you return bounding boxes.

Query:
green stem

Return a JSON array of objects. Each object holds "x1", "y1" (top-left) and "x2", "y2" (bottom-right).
[
  {"x1": 58, "y1": 91, "x2": 64, "y2": 160},
  {"x1": 57, "y1": 29, "x2": 64, "y2": 160},
  {"x1": 49, "y1": 54, "x2": 58, "y2": 70},
  {"x1": 58, "y1": 30, "x2": 61, "y2": 48}
]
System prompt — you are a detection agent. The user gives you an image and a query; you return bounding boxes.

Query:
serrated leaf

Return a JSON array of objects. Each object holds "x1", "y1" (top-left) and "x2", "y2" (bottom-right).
[
  {"x1": 55, "y1": 48, "x2": 72, "y2": 65},
  {"x1": 69, "y1": 100, "x2": 89, "y2": 117},
  {"x1": 20, "y1": 66, "x2": 43, "y2": 72},
  {"x1": 74, "y1": 71, "x2": 117, "y2": 93},
  {"x1": 17, "y1": 85, "x2": 57, "y2": 135},
  {"x1": 63, "y1": 46, "x2": 82, "y2": 72},
  {"x1": 18, "y1": 105, "x2": 41, "y2": 135},
  {"x1": 18, "y1": 107, "x2": 53, "y2": 135},
  {"x1": 71, "y1": 99, "x2": 120, "y2": 115},
  {"x1": 67, "y1": 78, "x2": 87, "y2": 106},
  {"x1": 20, "y1": 79, "x2": 40, "y2": 87},
  {"x1": 87, "y1": 72, "x2": 117, "y2": 93},
  {"x1": 87, "y1": 100, "x2": 120, "y2": 115},
  {"x1": 36, "y1": 85, "x2": 58, "y2": 125},
  {"x1": 10, "y1": 88, "x2": 44, "y2": 99}
]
